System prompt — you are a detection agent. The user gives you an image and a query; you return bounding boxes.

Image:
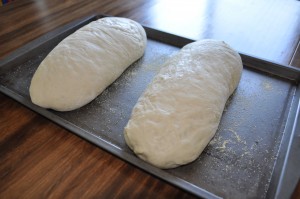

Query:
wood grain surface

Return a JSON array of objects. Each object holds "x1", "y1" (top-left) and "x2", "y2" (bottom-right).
[{"x1": 0, "y1": 0, "x2": 300, "y2": 198}]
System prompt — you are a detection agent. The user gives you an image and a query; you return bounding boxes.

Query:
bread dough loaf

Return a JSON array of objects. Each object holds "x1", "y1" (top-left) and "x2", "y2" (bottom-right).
[
  {"x1": 124, "y1": 40, "x2": 242, "y2": 169},
  {"x1": 30, "y1": 17, "x2": 146, "y2": 111}
]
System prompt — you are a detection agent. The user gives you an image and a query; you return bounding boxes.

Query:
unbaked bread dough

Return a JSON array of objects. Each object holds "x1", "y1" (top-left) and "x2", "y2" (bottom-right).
[
  {"x1": 30, "y1": 17, "x2": 146, "y2": 111},
  {"x1": 124, "y1": 39, "x2": 243, "y2": 169}
]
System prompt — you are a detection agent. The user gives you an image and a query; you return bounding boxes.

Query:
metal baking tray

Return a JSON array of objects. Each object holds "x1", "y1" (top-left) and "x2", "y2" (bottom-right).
[{"x1": 1, "y1": 15, "x2": 300, "y2": 199}]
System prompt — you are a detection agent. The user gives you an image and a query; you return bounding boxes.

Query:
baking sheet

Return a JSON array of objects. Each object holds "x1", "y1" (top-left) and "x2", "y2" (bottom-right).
[{"x1": 1, "y1": 15, "x2": 300, "y2": 199}]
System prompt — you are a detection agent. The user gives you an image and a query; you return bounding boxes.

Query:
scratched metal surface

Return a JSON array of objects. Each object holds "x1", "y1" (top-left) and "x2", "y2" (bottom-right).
[{"x1": 0, "y1": 16, "x2": 298, "y2": 199}]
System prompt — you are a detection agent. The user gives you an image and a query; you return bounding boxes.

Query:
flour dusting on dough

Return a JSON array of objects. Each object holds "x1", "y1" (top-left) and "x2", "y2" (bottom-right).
[{"x1": 124, "y1": 39, "x2": 243, "y2": 169}]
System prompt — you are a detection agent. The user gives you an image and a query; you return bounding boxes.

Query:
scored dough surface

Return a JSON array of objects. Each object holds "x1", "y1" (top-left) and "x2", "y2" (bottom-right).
[
  {"x1": 30, "y1": 17, "x2": 146, "y2": 111},
  {"x1": 124, "y1": 39, "x2": 243, "y2": 169}
]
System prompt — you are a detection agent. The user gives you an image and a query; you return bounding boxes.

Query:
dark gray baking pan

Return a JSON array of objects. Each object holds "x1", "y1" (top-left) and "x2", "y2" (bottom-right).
[{"x1": 1, "y1": 14, "x2": 300, "y2": 199}]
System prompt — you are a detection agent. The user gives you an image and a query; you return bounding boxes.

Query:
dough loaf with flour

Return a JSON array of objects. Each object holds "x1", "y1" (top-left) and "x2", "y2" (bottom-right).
[
  {"x1": 124, "y1": 39, "x2": 243, "y2": 169},
  {"x1": 30, "y1": 17, "x2": 146, "y2": 111}
]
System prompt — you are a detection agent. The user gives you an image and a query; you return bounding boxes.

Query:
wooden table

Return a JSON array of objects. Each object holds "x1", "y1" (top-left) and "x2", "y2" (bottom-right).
[{"x1": 1, "y1": 0, "x2": 300, "y2": 198}]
